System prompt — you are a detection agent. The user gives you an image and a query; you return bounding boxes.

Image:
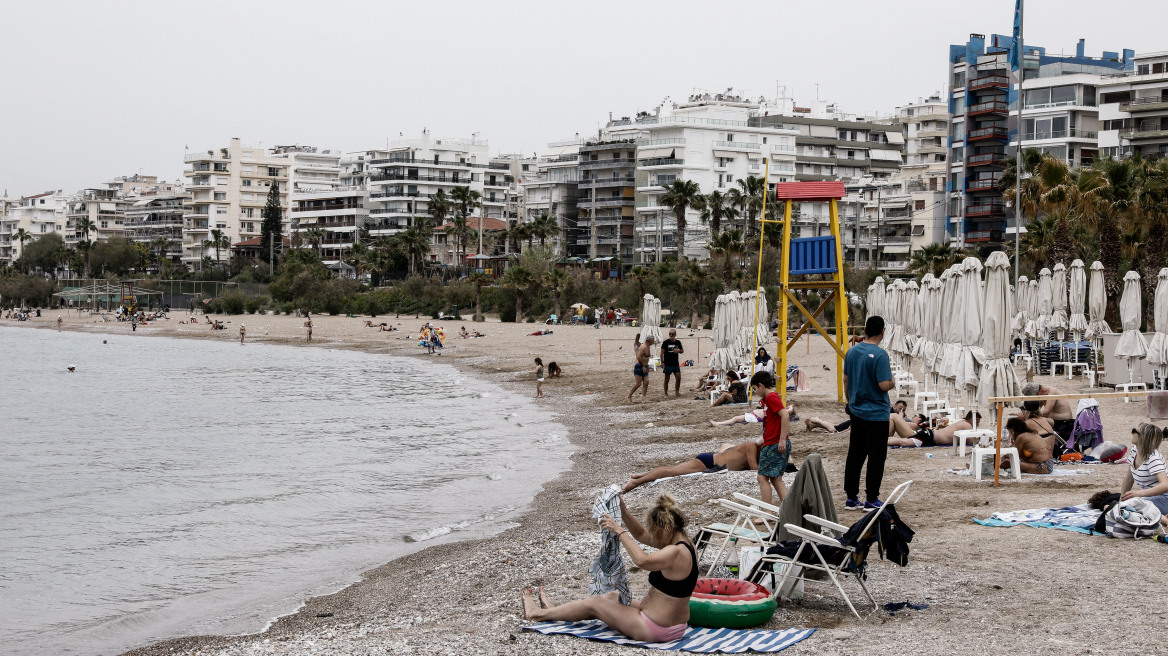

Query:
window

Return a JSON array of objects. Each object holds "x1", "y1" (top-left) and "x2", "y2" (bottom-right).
[
  {"x1": 100, "y1": 221, "x2": 108, "y2": 229},
  {"x1": 214, "y1": 192, "x2": 226, "y2": 201},
  {"x1": 243, "y1": 222, "x2": 254, "y2": 233},
  {"x1": 762, "y1": 137, "x2": 767, "y2": 144},
  {"x1": 241, "y1": 179, "x2": 252, "y2": 187},
  {"x1": 217, "y1": 208, "x2": 227, "y2": 215},
  {"x1": 952, "y1": 71, "x2": 966, "y2": 88},
  {"x1": 929, "y1": 177, "x2": 937, "y2": 191},
  {"x1": 1155, "y1": 63, "x2": 1166, "y2": 74},
  {"x1": 915, "y1": 200, "x2": 926, "y2": 210},
  {"x1": 951, "y1": 122, "x2": 965, "y2": 141},
  {"x1": 726, "y1": 174, "x2": 733, "y2": 183},
  {"x1": 726, "y1": 133, "x2": 734, "y2": 142},
  {"x1": 1138, "y1": 64, "x2": 1150, "y2": 75},
  {"x1": 268, "y1": 167, "x2": 280, "y2": 177},
  {"x1": 243, "y1": 208, "x2": 254, "y2": 217},
  {"x1": 952, "y1": 96, "x2": 966, "y2": 114},
  {"x1": 522, "y1": 164, "x2": 530, "y2": 171}
]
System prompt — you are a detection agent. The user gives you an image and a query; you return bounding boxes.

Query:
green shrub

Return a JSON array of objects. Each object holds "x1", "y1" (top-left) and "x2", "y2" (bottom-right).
[{"x1": 244, "y1": 295, "x2": 269, "y2": 314}]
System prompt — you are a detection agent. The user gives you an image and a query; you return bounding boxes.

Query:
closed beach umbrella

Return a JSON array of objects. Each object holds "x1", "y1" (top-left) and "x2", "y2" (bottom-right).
[
  {"x1": 1012, "y1": 275, "x2": 1029, "y2": 336},
  {"x1": 710, "y1": 293, "x2": 739, "y2": 374},
  {"x1": 752, "y1": 288, "x2": 771, "y2": 350},
  {"x1": 884, "y1": 279, "x2": 905, "y2": 360},
  {"x1": 938, "y1": 265, "x2": 963, "y2": 392},
  {"x1": 1087, "y1": 261, "x2": 1111, "y2": 338},
  {"x1": 957, "y1": 257, "x2": 985, "y2": 393},
  {"x1": 1025, "y1": 278, "x2": 1039, "y2": 339},
  {"x1": 1050, "y1": 262, "x2": 1069, "y2": 340},
  {"x1": 1146, "y1": 268, "x2": 1168, "y2": 386},
  {"x1": 978, "y1": 251, "x2": 1020, "y2": 407},
  {"x1": 1116, "y1": 270, "x2": 1148, "y2": 383},
  {"x1": 1035, "y1": 268, "x2": 1053, "y2": 340},
  {"x1": 903, "y1": 279, "x2": 921, "y2": 364},
  {"x1": 1068, "y1": 260, "x2": 1088, "y2": 363},
  {"x1": 735, "y1": 291, "x2": 754, "y2": 356},
  {"x1": 923, "y1": 274, "x2": 943, "y2": 388},
  {"x1": 867, "y1": 277, "x2": 886, "y2": 320},
  {"x1": 638, "y1": 294, "x2": 662, "y2": 345}
]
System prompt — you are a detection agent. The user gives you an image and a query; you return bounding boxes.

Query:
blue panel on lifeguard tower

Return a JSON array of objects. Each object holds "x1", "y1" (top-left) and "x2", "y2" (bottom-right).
[{"x1": 789, "y1": 236, "x2": 838, "y2": 275}]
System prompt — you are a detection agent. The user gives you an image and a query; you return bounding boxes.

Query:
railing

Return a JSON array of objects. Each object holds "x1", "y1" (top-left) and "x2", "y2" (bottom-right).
[
  {"x1": 1123, "y1": 96, "x2": 1168, "y2": 107},
  {"x1": 1120, "y1": 128, "x2": 1168, "y2": 140},
  {"x1": 1023, "y1": 128, "x2": 1098, "y2": 140},
  {"x1": 638, "y1": 158, "x2": 684, "y2": 167},
  {"x1": 966, "y1": 203, "x2": 1005, "y2": 216},
  {"x1": 966, "y1": 177, "x2": 1001, "y2": 191},
  {"x1": 713, "y1": 140, "x2": 760, "y2": 149},
  {"x1": 968, "y1": 126, "x2": 1008, "y2": 140},
  {"x1": 580, "y1": 158, "x2": 637, "y2": 169},
  {"x1": 966, "y1": 230, "x2": 1004, "y2": 242},
  {"x1": 580, "y1": 177, "x2": 635, "y2": 187},
  {"x1": 369, "y1": 158, "x2": 487, "y2": 168},
  {"x1": 636, "y1": 138, "x2": 686, "y2": 147},
  {"x1": 970, "y1": 74, "x2": 1010, "y2": 89},
  {"x1": 770, "y1": 144, "x2": 797, "y2": 152},
  {"x1": 578, "y1": 198, "x2": 633, "y2": 208},
  {"x1": 878, "y1": 260, "x2": 910, "y2": 270},
  {"x1": 1023, "y1": 100, "x2": 1079, "y2": 110},
  {"x1": 878, "y1": 235, "x2": 912, "y2": 244},
  {"x1": 968, "y1": 153, "x2": 1005, "y2": 166},
  {"x1": 610, "y1": 115, "x2": 753, "y2": 128},
  {"x1": 184, "y1": 152, "x2": 226, "y2": 162},
  {"x1": 968, "y1": 100, "x2": 1009, "y2": 114},
  {"x1": 369, "y1": 174, "x2": 471, "y2": 183},
  {"x1": 292, "y1": 204, "x2": 363, "y2": 212}
]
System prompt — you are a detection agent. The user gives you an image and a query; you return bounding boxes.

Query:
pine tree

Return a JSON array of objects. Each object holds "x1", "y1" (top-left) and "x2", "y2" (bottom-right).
[{"x1": 260, "y1": 181, "x2": 283, "y2": 267}]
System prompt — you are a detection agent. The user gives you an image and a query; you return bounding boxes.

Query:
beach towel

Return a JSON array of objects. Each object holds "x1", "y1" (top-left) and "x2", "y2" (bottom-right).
[
  {"x1": 773, "y1": 454, "x2": 836, "y2": 542},
  {"x1": 522, "y1": 620, "x2": 815, "y2": 653},
  {"x1": 973, "y1": 505, "x2": 1102, "y2": 535},
  {"x1": 1148, "y1": 390, "x2": 1168, "y2": 421},
  {"x1": 589, "y1": 484, "x2": 631, "y2": 604},
  {"x1": 944, "y1": 466, "x2": 1094, "y2": 478},
  {"x1": 784, "y1": 368, "x2": 810, "y2": 392}
]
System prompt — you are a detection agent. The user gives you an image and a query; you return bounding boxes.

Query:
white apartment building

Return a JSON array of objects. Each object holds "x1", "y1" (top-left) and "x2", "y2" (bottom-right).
[
  {"x1": 125, "y1": 195, "x2": 188, "y2": 265},
  {"x1": 0, "y1": 192, "x2": 68, "y2": 265},
  {"x1": 289, "y1": 187, "x2": 368, "y2": 266},
  {"x1": 364, "y1": 132, "x2": 492, "y2": 256},
  {"x1": 65, "y1": 187, "x2": 128, "y2": 245},
  {"x1": 182, "y1": 138, "x2": 290, "y2": 267},
  {"x1": 108, "y1": 174, "x2": 183, "y2": 198},
  {"x1": 1098, "y1": 52, "x2": 1168, "y2": 160},
  {"x1": 271, "y1": 145, "x2": 342, "y2": 196},
  {"x1": 1015, "y1": 69, "x2": 1111, "y2": 170},
  {"x1": 520, "y1": 140, "x2": 580, "y2": 257},
  {"x1": 604, "y1": 91, "x2": 799, "y2": 262}
]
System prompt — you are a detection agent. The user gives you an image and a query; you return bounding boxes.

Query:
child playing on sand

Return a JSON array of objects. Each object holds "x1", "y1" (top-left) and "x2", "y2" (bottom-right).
[{"x1": 534, "y1": 357, "x2": 545, "y2": 398}]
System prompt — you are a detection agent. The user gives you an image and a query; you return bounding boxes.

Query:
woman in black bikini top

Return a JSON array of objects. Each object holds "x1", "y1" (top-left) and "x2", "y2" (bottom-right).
[{"x1": 521, "y1": 494, "x2": 696, "y2": 643}]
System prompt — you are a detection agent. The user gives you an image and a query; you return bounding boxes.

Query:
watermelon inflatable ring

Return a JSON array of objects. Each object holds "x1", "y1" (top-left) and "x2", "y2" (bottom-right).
[{"x1": 688, "y1": 578, "x2": 777, "y2": 628}]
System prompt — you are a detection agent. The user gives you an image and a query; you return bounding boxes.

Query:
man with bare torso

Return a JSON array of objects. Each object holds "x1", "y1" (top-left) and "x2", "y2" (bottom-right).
[
  {"x1": 1021, "y1": 382, "x2": 1074, "y2": 446},
  {"x1": 627, "y1": 335, "x2": 655, "y2": 404},
  {"x1": 622, "y1": 441, "x2": 761, "y2": 492}
]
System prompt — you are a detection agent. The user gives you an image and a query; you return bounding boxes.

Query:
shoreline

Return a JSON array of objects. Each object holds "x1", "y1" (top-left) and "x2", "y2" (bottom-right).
[{"x1": 6, "y1": 312, "x2": 1168, "y2": 655}]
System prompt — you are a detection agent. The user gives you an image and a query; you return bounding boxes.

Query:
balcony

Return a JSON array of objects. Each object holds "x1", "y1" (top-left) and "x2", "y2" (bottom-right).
[
  {"x1": 1023, "y1": 128, "x2": 1098, "y2": 141},
  {"x1": 712, "y1": 140, "x2": 761, "y2": 150},
  {"x1": 1120, "y1": 96, "x2": 1168, "y2": 113},
  {"x1": 965, "y1": 203, "x2": 1006, "y2": 217},
  {"x1": 968, "y1": 152, "x2": 1006, "y2": 167},
  {"x1": 580, "y1": 158, "x2": 637, "y2": 169},
  {"x1": 580, "y1": 177, "x2": 635, "y2": 188},
  {"x1": 876, "y1": 235, "x2": 912, "y2": 244},
  {"x1": 638, "y1": 158, "x2": 684, "y2": 168},
  {"x1": 968, "y1": 100, "x2": 1009, "y2": 116},
  {"x1": 966, "y1": 177, "x2": 1001, "y2": 191},
  {"x1": 969, "y1": 74, "x2": 1010, "y2": 91},
  {"x1": 878, "y1": 260, "x2": 910, "y2": 271},
  {"x1": 369, "y1": 173, "x2": 472, "y2": 184},
  {"x1": 966, "y1": 230, "x2": 1005, "y2": 242},
  {"x1": 368, "y1": 157, "x2": 487, "y2": 168},
  {"x1": 636, "y1": 137, "x2": 686, "y2": 147},
  {"x1": 577, "y1": 198, "x2": 633, "y2": 208},
  {"x1": 1120, "y1": 128, "x2": 1168, "y2": 140},
  {"x1": 184, "y1": 152, "x2": 226, "y2": 163},
  {"x1": 967, "y1": 126, "x2": 1008, "y2": 142}
]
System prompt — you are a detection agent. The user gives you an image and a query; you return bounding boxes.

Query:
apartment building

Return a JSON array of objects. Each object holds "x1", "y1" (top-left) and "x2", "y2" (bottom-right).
[
  {"x1": 272, "y1": 145, "x2": 342, "y2": 197},
  {"x1": 364, "y1": 132, "x2": 490, "y2": 249},
  {"x1": 519, "y1": 141, "x2": 579, "y2": 256},
  {"x1": 181, "y1": 138, "x2": 290, "y2": 267},
  {"x1": 65, "y1": 187, "x2": 129, "y2": 246},
  {"x1": 1098, "y1": 51, "x2": 1168, "y2": 160},
  {"x1": 108, "y1": 174, "x2": 183, "y2": 198},
  {"x1": 575, "y1": 138, "x2": 634, "y2": 261},
  {"x1": 946, "y1": 34, "x2": 1131, "y2": 248},
  {"x1": 603, "y1": 91, "x2": 800, "y2": 262},
  {"x1": 289, "y1": 187, "x2": 368, "y2": 266},
  {"x1": 0, "y1": 192, "x2": 67, "y2": 265},
  {"x1": 124, "y1": 195, "x2": 188, "y2": 265}
]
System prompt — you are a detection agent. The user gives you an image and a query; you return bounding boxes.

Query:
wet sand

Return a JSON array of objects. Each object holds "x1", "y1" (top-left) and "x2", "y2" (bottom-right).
[{"x1": 4, "y1": 310, "x2": 1164, "y2": 655}]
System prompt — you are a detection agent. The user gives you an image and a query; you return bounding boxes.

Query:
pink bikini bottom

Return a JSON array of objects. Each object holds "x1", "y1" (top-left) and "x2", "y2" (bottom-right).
[{"x1": 640, "y1": 611, "x2": 687, "y2": 643}]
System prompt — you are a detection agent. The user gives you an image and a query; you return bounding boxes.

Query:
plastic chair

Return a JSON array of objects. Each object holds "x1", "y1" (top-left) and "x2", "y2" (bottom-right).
[{"x1": 971, "y1": 447, "x2": 1022, "y2": 481}]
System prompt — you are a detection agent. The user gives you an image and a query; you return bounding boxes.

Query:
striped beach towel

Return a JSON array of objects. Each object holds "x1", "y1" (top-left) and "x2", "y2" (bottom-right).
[{"x1": 522, "y1": 620, "x2": 814, "y2": 653}]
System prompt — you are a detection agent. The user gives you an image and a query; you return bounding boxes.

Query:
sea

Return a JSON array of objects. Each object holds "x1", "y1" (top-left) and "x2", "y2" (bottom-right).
[{"x1": 0, "y1": 327, "x2": 572, "y2": 656}]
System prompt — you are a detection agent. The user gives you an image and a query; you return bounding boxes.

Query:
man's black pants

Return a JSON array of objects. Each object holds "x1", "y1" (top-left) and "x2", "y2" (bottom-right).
[{"x1": 845, "y1": 418, "x2": 890, "y2": 502}]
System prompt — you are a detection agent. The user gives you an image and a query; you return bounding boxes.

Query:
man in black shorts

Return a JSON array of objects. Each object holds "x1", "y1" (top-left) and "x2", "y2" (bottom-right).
[
  {"x1": 627, "y1": 335, "x2": 655, "y2": 404},
  {"x1": 660, "y1": 329, "x2": 685, "y2": 397},
  {"x1": 622, "y1": 441, "x2": 761, "y2": 492}
]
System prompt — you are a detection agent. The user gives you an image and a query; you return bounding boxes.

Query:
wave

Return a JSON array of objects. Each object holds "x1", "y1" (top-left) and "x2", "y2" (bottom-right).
[{"x1": 403, "y1": 504, "x2": 519, "y2": 543}]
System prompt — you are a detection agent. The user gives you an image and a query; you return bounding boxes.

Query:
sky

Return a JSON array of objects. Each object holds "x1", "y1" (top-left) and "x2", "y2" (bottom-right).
[{"x1": 1, "y1": 0, "x2": 1163, "y2": 195}]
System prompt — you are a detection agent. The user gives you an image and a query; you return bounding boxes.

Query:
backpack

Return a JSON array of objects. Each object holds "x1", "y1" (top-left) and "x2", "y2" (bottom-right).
[{"x1": 1104, "y1": 498, "x2": 1162, "y2": 539}]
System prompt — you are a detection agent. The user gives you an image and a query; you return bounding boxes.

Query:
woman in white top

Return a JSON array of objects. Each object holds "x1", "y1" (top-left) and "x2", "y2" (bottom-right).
[{"x1": 1121, "y1": 423, "x2": 1168, "y2": 525}]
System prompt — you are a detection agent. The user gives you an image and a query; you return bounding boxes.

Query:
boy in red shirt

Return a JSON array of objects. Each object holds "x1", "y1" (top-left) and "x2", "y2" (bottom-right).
[{"x1": 750, "y1": 371, "x2": 790, "y2": 505}]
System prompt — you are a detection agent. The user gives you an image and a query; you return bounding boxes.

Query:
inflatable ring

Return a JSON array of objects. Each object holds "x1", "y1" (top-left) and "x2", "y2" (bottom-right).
[{"x1": 689, "y1": 578, "x2": 776, "y2": 629}]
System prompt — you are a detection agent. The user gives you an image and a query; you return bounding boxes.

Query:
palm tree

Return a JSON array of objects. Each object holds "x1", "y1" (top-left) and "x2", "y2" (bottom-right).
[
  {"x1": 304, "y1": 226, "x2": 326, "y2": 258},
  {"x1": 77, "y1": 217, "x2": 96, "y2": 243},
  {"x1": 659, "y1": 179, "x2": 705, "y2": 260},
  {"x1": 707, "y1": 228, "x2": 745, "y2": 290},
  {"x1": 544, "y1": 267, "x2": 569, "y2": 318},
  {"x1": 427, "y1": 189, "x2": 451, "y2": 225},
  {"x1": 908, "y1": 242, "x2": 960, "y2": 277},
  {"x1": 679, "y1": 261, "x2": 712, "y2": 328},
  {"x1": 468, "y1": 271, "x2": 491, "y2": 321},
  {"x1": 450, "y1": 186, "x2": 482, "y2": 269},
  {"x1": 502, "y1": 265, "x2": 534, "y2": 321},
  {"x1": 444, "y1": 217, "x2": 469, "y2": 267},
  {"x1": 208, "y1": 228, "x2": 229, "y2": 268},
  {"x1": 392, "y1": 220, "x2": 432, "y2": 276},
  {"x1": 1083, "y1": 158, "x2": 1138, "y2": 325},
  {"x1": 728, "y1": 176, "x2": 766, "y2": 234},
  {"x1": 13, "y1": 227, "x2": 30, "y2": 272},
  {"x1": 700, "y1": 189, "x2": 740, "y2": 237},
  {"x1": 629, "y1": 265, "x2": 651, "y2": 299},
  {"x1": 531, "y1": 213, "x2": 560, "y2": 248}
]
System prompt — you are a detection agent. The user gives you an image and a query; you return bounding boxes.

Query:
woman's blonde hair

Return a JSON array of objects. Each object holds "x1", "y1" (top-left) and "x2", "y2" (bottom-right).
[
  {"x1": 1134, "y1": 423, "x2": 1164, "y2": 468},
  {"x1": 646, "y1": 493, "x2": 687, "y2": 542}
]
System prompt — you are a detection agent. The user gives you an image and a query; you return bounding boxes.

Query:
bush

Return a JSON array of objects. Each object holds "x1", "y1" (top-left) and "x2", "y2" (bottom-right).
[{"x1": 244, "y1": 295, "x2": 269, "y2": 314}]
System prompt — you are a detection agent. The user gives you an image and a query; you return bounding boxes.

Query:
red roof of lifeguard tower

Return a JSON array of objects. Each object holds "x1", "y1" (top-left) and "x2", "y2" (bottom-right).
[{"x1": 772, "y1": 181, "x2": 846, "y2": 201}]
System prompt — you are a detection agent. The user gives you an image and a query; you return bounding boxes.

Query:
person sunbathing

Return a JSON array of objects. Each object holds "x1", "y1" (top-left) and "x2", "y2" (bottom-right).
[
  {"x1": 622, "y1": 441, "x2": 761, "y2": 493},
  {"x1": 710, "y1": 404, "x2": 794, "y2": 428},
  {"x1": 459, "y1": 326, "x2": 469, "y2": 338},
  {"x1": 1003, "y1": 417, "x2": 1057, "y2": 474},
  {"x1": 710, "y1": 371, "x2": 747, "y2": 407},
  {"x1": 931, "y1": 411, "x2": 985, "y2": 446},
  {"x1": 522, "y1": 494, "x2": 696, "y2": 643},
  {"x1": 886, "y1": 412, "x2": 932, "y2": 447},
  {"x1": 805, "y1": 416, "x2": 851, "y2": 433}
]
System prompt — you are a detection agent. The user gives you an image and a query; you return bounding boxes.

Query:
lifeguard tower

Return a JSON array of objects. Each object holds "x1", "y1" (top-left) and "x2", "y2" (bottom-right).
[{"x1": 773, "y1": 181, "x2": 850, "y2": 403}]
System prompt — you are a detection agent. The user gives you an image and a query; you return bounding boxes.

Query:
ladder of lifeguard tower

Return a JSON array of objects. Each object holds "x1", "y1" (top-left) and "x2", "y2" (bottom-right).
[{"x1": 774, "y1": 181, "x2": 850, "y2": 404}]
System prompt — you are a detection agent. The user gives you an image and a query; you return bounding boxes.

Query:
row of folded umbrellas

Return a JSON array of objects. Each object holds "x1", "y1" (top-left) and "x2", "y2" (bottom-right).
[{"x1": 638, "y1": 291, "x2": 772, "y2": 374}]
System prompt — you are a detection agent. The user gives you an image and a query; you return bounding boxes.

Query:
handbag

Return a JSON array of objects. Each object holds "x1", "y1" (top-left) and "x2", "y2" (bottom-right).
[{"x1": 1104, "y1": 498, "x2": 1162, "y2": 539}]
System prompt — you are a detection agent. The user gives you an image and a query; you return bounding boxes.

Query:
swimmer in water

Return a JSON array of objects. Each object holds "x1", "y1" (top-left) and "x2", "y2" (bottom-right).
[{"x1": 67, "y1": 366, "x2": 76, "y2": 372}]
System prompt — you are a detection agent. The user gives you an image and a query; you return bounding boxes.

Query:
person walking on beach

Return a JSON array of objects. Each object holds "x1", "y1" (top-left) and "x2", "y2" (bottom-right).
[
  {"x1": 304, "y1": 313, "x2": 313, "y2": 343},
  {"x1": 660, "y1": 329, "x2": 684, "y2": 397},
  {"x1": 534, "y1": 357, "x2": 545, "y2": 398},
  {"x1": 843, "y1": 315, "x2": 895, "y2": 511},
  {"x1": 131, "y1": 314, "x2": 137, "y2": 332},
  {"x1": 627, "y1": 336, "x2": 655, "y2": 404},
  {"x1": 239, "y1": 323, "x2": 246, "y2": 345},
  {"x1": 56, "y1": 315, "x2": 62, "y2": 331}
]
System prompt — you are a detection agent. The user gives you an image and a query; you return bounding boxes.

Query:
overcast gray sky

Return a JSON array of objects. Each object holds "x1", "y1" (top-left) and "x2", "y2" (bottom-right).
[{"x1": 1, "y1": 0, "x2": 1162, "y2": 195}]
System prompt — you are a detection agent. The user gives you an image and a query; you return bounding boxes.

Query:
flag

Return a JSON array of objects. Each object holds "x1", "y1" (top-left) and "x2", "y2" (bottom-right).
[{"x1": 1009, "y1": 0, "x2": 1023, "y2": 71}]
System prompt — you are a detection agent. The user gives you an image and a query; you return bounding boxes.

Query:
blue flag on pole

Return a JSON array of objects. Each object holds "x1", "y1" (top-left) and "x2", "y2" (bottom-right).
[{"x1": 1009, "y1": 0, "x2": 1023, "y2": 71}]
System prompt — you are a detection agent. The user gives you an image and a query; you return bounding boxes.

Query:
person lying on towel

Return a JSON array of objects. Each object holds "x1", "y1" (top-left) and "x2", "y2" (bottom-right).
[
  {"x1": 622, "y1": 441, "x2": 761, "y2": 493},
  {"x1": 1004, "y1": 417, "x2": 1057, "y2": 474},
  {"x1": 522, "y1": 494, "x2": 697, "y2": 643}
]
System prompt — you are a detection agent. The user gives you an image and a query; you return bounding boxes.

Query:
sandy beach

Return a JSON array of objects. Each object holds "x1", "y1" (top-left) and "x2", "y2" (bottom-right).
[{"x1": 5, "y1": 309, "x2": 1164, "y2": 655}]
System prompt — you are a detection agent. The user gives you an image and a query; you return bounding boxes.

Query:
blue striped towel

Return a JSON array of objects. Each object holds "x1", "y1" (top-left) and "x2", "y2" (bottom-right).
[{"x1": 523, "y1": 620, "x2": 814, "y2": 653}]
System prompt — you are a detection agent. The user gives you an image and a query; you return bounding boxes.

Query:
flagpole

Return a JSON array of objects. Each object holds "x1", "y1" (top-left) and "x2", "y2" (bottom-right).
[{"x1": 1013, "y1": 0, "x2": 1024, "y2": 288}]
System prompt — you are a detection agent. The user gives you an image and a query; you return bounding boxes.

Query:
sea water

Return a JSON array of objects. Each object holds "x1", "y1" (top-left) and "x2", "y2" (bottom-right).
[{"x1": 0, "y1": 327, "x2": 571, "y2": 656}]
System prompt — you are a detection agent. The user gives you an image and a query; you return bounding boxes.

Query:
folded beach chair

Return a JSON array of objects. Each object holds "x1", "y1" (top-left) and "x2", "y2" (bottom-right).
[
  {"x1": 694, "y1": 497, "x2": 781, "y2": 576},
  {"x1": 747, "y1": 480, "x2": 913, "y2": 619}
]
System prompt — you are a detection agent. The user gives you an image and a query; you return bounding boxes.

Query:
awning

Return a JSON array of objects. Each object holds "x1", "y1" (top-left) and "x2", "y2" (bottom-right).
[
  {"x1": 543, "y1": 144, "x2": 579, "y2": 157},
  {"x1": 639, "y1": 147, "x2": 675, "y2": 159},
  {"x1": 880, "y1": 199, "x2": 910, "y2": 208},
  {"x1": 881, "y1": 244, "x2": 911, "y2": 254},
  {"x1": 885, "y1": 132, "x2": 905, "y2": 144},
  {"x1": 911, "y1": 225, "x2": 925, "y2": 236},
  {"x1": 99, "y1": 202, "x2": 116, "y2": 211},
  {"x1": 712, "y1": 150, "x2": 739, "y2": 158},
  {"x1": 869, "y1": 149, "x2": 902, "y2": 161}
]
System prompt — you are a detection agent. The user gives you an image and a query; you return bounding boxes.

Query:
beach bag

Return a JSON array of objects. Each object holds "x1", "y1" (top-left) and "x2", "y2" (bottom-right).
[{"x1": 1104, "y1": 498, "x2": 1162, "y2": 539}]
